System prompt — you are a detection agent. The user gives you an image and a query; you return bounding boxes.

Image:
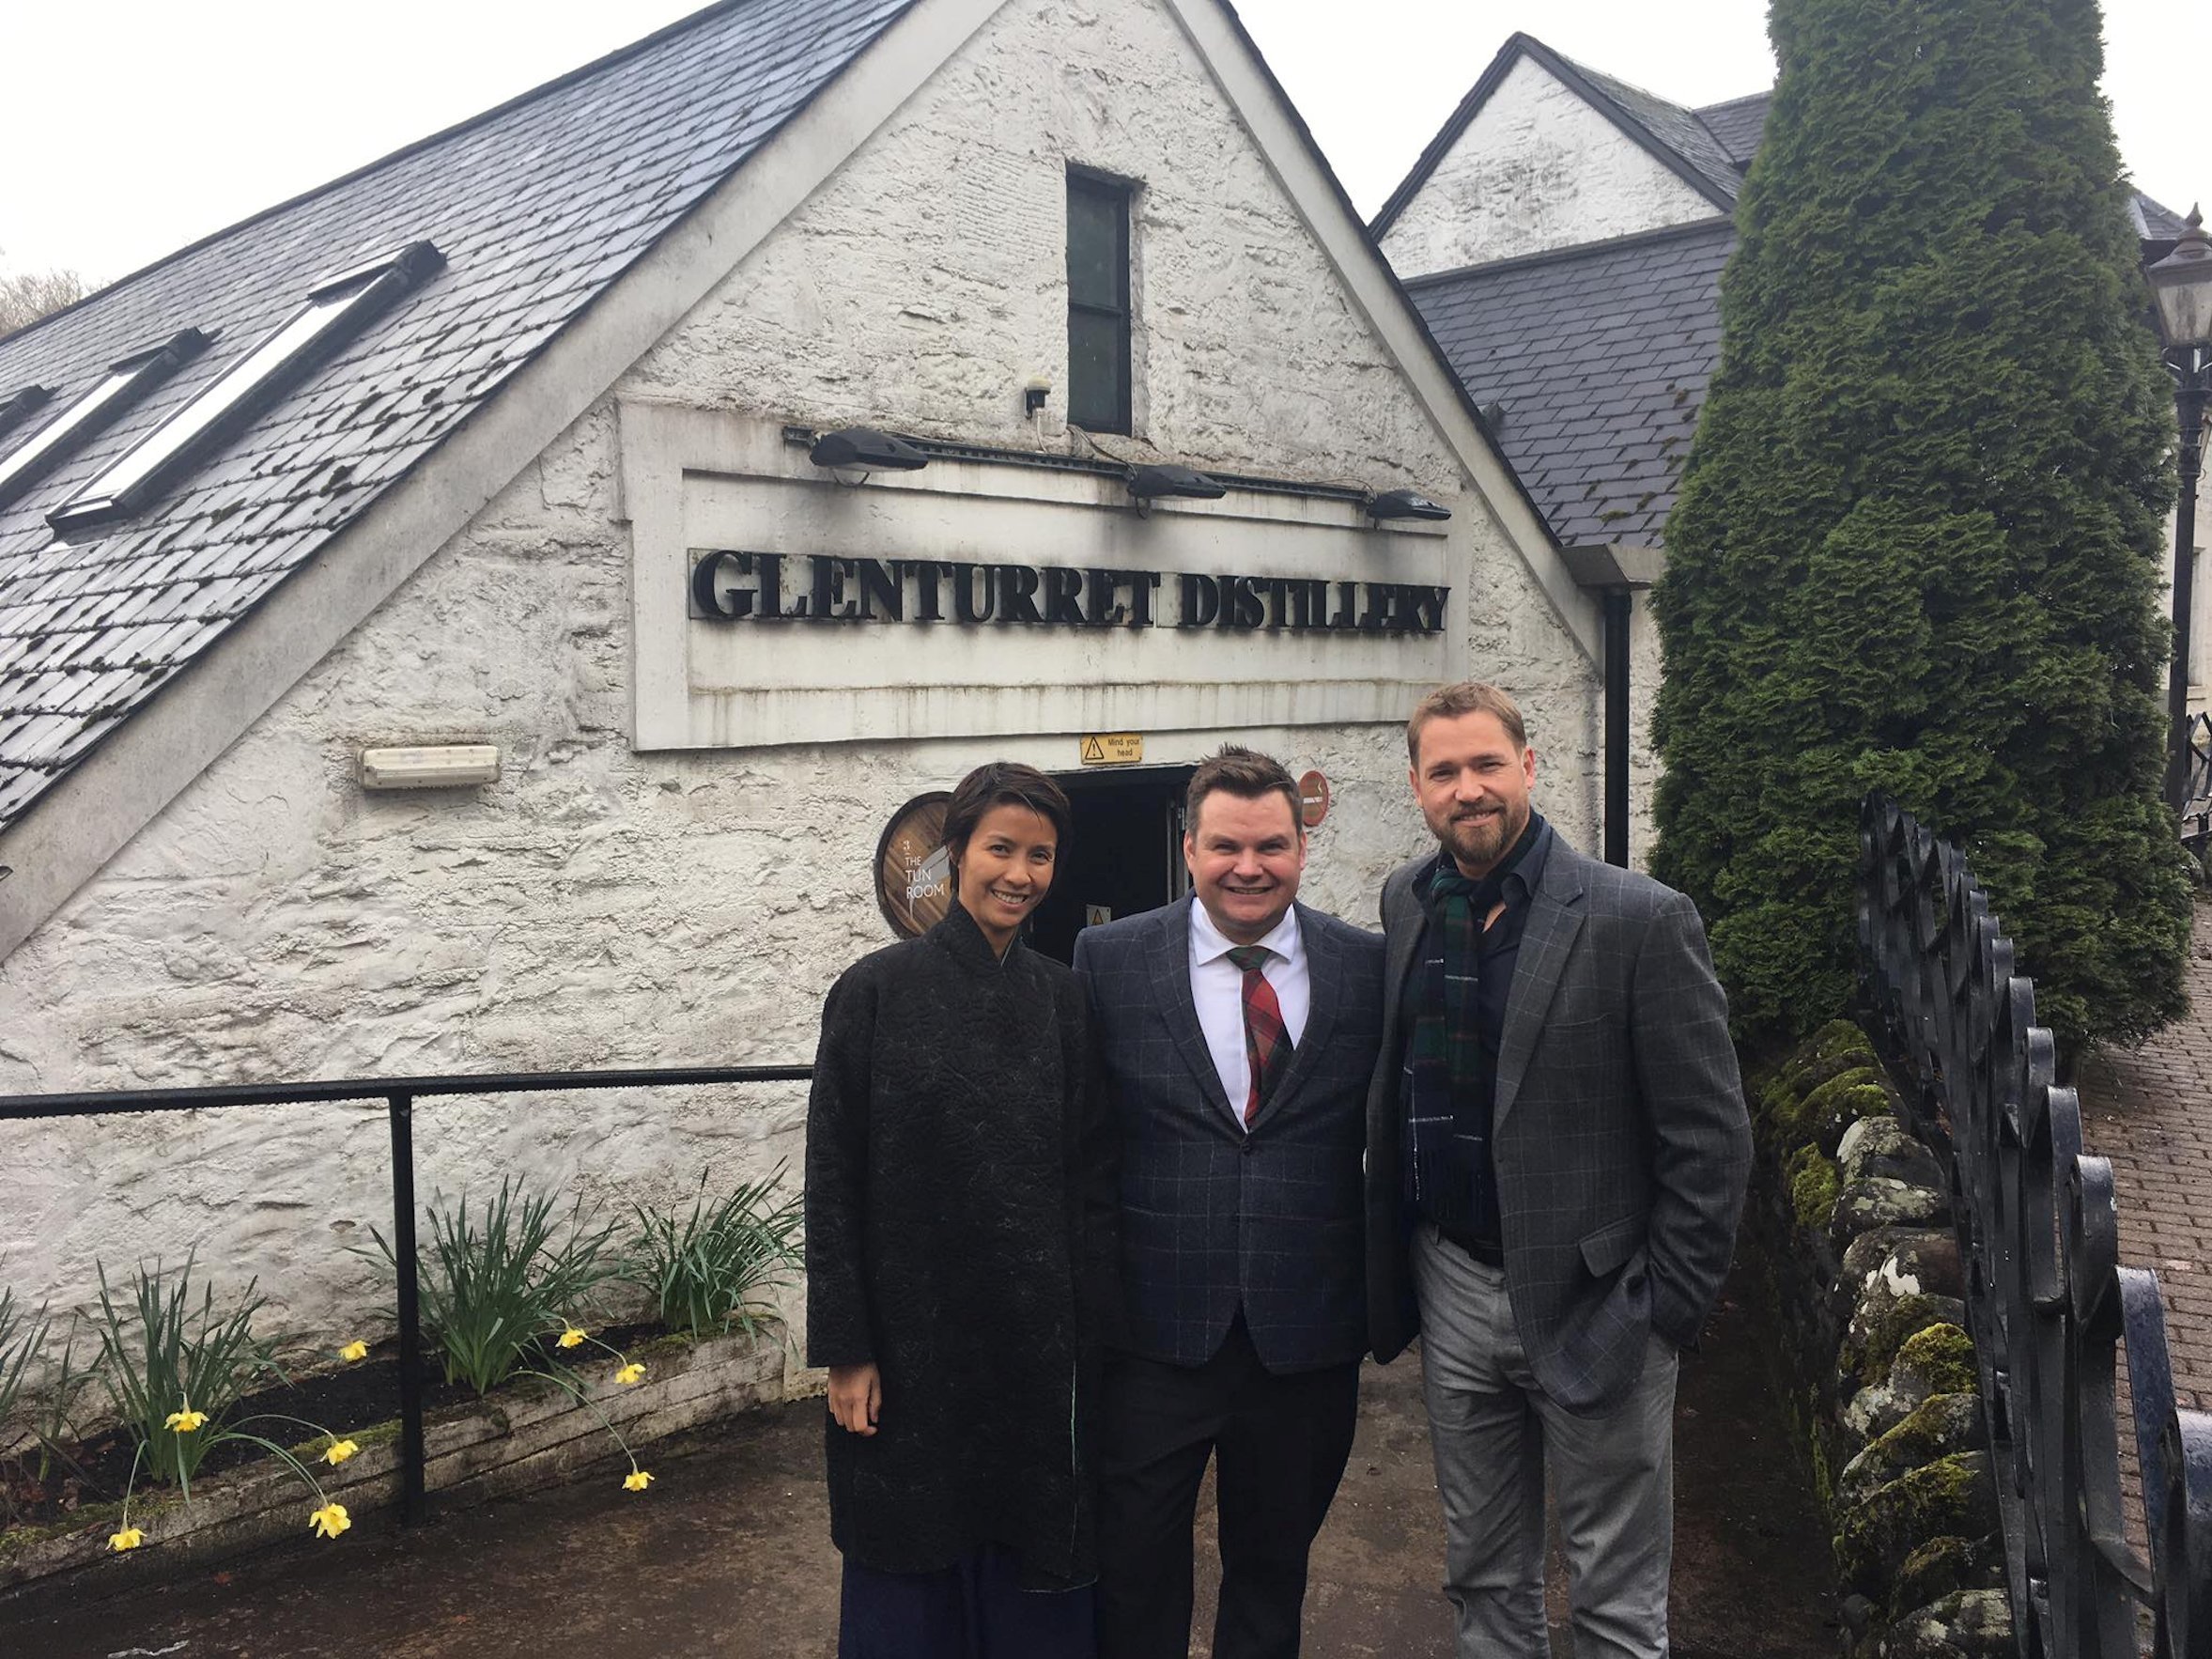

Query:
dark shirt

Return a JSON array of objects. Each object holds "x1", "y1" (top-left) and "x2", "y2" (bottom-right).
[{"x1": 1401, "y1": 813, "x2": 1555, "y2": 1255}]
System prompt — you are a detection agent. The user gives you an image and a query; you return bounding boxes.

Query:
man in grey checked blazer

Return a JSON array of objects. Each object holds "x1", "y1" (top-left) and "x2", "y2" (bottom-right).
[
  {"x1": 1076, "y1": 748, "x2": 1384, "y2": 1659},
  {"x1": 1366, "y1": 682, "x2": 1750, "y2": 1659}
]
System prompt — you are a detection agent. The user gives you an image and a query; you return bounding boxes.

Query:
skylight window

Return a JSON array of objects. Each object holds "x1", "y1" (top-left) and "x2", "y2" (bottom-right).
[
  {"x1": 49, "y1": 240, "x2": 444, "y2": 535},
  {"x1": 0, "y1": 331, "x2": 208, "y2": 514},
  {"x1": 0, "y1": 386, "x2": 54, "y2": 445}
]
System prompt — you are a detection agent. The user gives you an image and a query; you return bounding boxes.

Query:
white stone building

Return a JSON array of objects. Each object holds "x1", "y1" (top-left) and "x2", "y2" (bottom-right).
[
  {"x1": 1376, "y1": 32, "x2": 2210, "y2": 845},
  {"x1": 0, "y1": 0, "x2": 1611, "y2": 1350}
]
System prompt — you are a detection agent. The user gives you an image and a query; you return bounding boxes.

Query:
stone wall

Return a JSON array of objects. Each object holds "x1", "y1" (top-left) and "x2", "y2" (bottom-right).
[
  {"x1": 1748, "y1": 1021, "x2": 2014, "y2": 1658},
  {"x1": 1378, "y1": 54, "x2": 1724, "y2": 281},
  {"x1": 0, "y1": 0, "x2": 1605, "y2": 1365}
]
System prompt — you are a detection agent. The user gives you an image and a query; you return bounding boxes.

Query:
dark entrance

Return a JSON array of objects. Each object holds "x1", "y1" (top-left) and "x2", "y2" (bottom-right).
[{"x1": 1028, "y1": 764, "x2": 1194, "y2": 964}]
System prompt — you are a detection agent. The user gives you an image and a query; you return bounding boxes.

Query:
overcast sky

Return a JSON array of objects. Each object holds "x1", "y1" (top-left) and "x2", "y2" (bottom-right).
[{"x1": 3, "y1": 0, "x2": 2204, "y2": 286}]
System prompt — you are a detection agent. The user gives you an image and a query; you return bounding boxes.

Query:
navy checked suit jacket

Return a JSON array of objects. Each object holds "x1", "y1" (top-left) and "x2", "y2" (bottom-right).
[
  {"x1": 1364, "y1": 835, "x2": 1751, "y2": 1414},
  {"x1": 1075, "y1": 897, "x2": 1385, "y2": 1373}
]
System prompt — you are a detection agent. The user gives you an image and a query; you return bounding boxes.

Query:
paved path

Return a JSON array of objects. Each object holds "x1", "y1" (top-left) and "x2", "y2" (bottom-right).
[
  {"x1": 2078, "y1": 900, "x2": 2212, "y2": 1413},
  {"x1": 3, "y1": 1267, "x2": 1834, "y2": 1659}
]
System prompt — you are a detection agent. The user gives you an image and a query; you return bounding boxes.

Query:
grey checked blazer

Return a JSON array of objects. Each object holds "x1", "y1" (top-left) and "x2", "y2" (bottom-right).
[
  {"x1": 1075, "y1": 897, "x2": 1385, "y2": 1373},
  {"x1": 1364, "y1": 835, "x2": 1751, "y2": 1414}
]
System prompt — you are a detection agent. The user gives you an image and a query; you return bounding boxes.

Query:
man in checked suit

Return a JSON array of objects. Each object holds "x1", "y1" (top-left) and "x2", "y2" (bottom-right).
[
  {"x1": 1075, "y1": 746, "x2": 1384, "y2": 1659},
  {"x1": 1367, "y1": 682, "x2": 1750, "y2": 1659}
]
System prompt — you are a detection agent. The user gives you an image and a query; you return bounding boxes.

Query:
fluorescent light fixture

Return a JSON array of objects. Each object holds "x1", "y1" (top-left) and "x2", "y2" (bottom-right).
[
  {"x1": 1127, "y1": 463, "x2": 1225, "y2": 502},
  {"x1": 359, "y1": 744, "x2": 501, "y2": 790},
  {"x1": 808, "y1": 426, "x2": 930, "y2": 472}
]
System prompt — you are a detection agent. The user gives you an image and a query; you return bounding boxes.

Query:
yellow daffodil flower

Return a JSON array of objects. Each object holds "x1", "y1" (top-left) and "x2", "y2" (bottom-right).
[
  {"x1": 308, "y1": 1501, "x2": 351, "y2": 1540},
  {"x1": 323, "y1": 1438, "x2": 361, "y2": 1465},
  {"x1": 165, "y1": 1407, "x2": 208, "y2": 1434},
  {"x1": 557, "y1": 1326, "x2": 586, "y2": 1349},
  {"x1": 338, "y1": 1340, "x2": 368, "y2": 1362},
  {"x1": 622, "y1": 1468, "x2": 654, "y2": 1492},
  {"x1": 615, "y1": 1362, "x2": 646, "y2": 1386},
  {"x1": 109, "y1": 1527, "x2": 145, "y2": 1552}
]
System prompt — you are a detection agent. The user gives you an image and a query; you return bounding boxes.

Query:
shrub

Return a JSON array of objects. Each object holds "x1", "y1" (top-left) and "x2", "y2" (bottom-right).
[
  {"x1": 367, "y1": 1178, "x2": 617, "y2": 1396},
  {"x1": 621, "y1": 1166, "x2": 802, "y2": 1341},
  {"x1": 91, "y1": 1256, "x2": 282, "y2": 1493},
  {"x1": 1649, "y1": 0, "x2": 2192, "y2": 1052},
  {"x1": 0, "y1": 1286, "x2": 46, "y2": 1450}
]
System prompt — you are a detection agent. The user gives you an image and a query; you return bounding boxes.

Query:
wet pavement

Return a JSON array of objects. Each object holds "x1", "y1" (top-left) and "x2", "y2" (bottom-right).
[{"x1": 5, "y1": 1265, "x2": 1835, "y2": 1658}]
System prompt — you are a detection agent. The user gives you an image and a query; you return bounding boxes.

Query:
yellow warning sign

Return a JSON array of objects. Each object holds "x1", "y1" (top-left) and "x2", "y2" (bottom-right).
[{"x1": 1079, "y1": 732, "x2": 1144, "y2": 767}]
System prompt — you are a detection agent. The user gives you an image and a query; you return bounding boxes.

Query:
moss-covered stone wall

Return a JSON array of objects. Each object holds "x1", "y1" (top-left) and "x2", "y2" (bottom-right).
[{"x1": 1745, "y1": 1020, "x2": 2011, "y2": 1654}]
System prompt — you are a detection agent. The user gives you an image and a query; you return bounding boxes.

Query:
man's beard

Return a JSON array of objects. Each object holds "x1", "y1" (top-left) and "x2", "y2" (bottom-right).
[{"x1": 1431, "y1": 801, "x2": 1526, "y2": 874}]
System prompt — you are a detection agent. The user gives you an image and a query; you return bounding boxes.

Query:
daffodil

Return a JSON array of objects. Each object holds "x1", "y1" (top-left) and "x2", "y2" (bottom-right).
[
  {"x1": 622, "y1": 1468, "x2": 654, "y2": 1492},
  {"x1": 323, "y1": 1438, "x2": 361, "y2": 1465},
  {"x1": 557, "y1": 1326, "x2": 586, "y2": 1349},
  {"x1": 615, "y1": 1361, "x2": 646, "y2": 1386},
  {"x1": 109, "y1": 1527, "x2": 145, "y2": 1552},
  {"x1": 308, "y1": 1501, "x2": 351, "y2": 1540},
  {"x1": 165, "y1": 1407, "x2": 208, "y2": 1434},
  {"x1": 338, "y1": 1340, "x2": 368, "y2": 1362}
]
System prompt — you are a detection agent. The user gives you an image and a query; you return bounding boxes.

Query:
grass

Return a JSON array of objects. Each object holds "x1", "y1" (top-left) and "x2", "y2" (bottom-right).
[{"x1": 620, "y1": 1166, "x2": 802, "y2": 1341}]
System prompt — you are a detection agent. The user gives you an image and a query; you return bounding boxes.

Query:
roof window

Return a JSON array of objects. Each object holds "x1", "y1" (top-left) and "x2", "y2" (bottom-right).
[
  {"x1": 0, "y1": 385, "x2": 54, "y2": 445},
  {"x1": 49, "y1": 240, "x2": 443, "y2": 535},
  {"x1": 0, "y1": 331, "x2": 209, "y2": 513}
]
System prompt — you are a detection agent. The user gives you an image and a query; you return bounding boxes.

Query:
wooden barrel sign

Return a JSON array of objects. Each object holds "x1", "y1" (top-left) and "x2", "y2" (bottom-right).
[{"x1": 875, "y1": 791, "x2": 954, "y2": 938}]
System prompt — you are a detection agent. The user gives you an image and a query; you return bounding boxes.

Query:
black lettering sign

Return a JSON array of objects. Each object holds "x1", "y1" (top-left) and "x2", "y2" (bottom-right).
[{"x1": 688, "y1": 552, "x2": 1449, "y2": 636}]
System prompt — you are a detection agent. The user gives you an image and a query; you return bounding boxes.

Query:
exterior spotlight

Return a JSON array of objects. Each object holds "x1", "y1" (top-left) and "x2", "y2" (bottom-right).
[
  {"x1": 1367, "y1": 488, "x2": 1452, "y2": 522},
  {"x1": 1127, "y1": 463, "x2": 1226, "y2": 502},
  {"x1": 808, "y1": 426, "x2": 930, "y2": 472}
]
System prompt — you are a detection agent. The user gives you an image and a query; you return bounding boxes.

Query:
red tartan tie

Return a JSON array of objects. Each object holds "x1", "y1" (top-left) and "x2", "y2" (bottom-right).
[{"x1": 1226, "y1": 945, "x2": 1292, "y2": 1125}]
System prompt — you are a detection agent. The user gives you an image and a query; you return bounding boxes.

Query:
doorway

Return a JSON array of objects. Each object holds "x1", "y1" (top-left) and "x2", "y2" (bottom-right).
[{"x1": 1029, "y1": 764, "x2": 1195, "y2": 963}]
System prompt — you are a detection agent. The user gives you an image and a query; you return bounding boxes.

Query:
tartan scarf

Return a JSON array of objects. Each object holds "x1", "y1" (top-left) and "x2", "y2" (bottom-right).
[{"x1": 1403, "y1": 814, "x2": 1544, "y2": 1235}]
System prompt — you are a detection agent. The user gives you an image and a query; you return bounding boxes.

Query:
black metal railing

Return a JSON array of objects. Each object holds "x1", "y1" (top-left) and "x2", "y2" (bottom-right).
[
  {"x1": 1858, "y1": 794, "x2": 2212, "y2": 1656},
  {"x1": 0, "y1": 1063, "x2": 812, "y2": 1524},
  {"x1": 2184, "y1": 712, "x2": 2212, "y2": 852}
]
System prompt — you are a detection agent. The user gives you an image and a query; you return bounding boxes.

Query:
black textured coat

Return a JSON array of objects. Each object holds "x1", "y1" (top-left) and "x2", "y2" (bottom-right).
[{"x1": 804, "y1": 903, "x2": 1119, "y2": 1589}]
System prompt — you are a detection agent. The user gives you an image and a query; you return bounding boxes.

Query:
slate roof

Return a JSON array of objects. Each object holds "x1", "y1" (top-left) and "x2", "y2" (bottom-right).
[
  {"x1": 1407, "y1": 222, "x2": 1734, "y2": 547},
  {"x1": 0, "y1": 0, "x2": 915, "y2": 830},
  {"x1": 1693, "y1": 93, "x2": 1769, "y2": 167}
]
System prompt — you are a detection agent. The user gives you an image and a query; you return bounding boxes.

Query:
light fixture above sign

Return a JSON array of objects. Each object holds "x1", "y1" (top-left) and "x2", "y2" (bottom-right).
[
  {"x1": 1126, "y1": 463, "x2": 1226, "y2": 515},
  {"x1": 808, "y1": 426, "x2": 931, "y2": 476},
  {"x1": 1366, "y1": 488, "x2": 1452, "y2": 523}
]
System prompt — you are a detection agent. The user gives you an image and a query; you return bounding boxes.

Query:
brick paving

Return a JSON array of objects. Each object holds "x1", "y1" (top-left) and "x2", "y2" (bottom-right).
[{"x1": 2077, "y1": 900, "x2": 2212, "y2": 1417}]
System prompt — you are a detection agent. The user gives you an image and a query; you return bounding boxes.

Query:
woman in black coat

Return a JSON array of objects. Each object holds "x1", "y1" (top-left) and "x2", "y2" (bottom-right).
[{"x1": 806, "y1": 762, "x2": 1119, "y2": 1659}]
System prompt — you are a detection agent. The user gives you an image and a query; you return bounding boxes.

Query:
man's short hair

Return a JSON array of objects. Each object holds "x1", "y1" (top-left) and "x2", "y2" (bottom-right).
[
  {"x1": 1185, "y1": 746, "x2": 1303, "y2": 836},
  {"x1": 942, "y1": 762, "x2": 1073, "y2": 865},
  {"x1": 1406, "y1": 681, "x2": 1528, "y2": 765}
]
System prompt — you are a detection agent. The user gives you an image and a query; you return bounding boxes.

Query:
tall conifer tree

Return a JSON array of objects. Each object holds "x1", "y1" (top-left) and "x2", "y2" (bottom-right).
[{"x1": 1650, "y1": 0, "x2": 2191, "y2": 1050}]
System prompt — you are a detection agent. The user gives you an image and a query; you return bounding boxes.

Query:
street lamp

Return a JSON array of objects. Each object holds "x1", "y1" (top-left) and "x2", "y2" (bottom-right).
[{"x1": 2146, "y1": 206, "x2": 2212, "y2": 814}]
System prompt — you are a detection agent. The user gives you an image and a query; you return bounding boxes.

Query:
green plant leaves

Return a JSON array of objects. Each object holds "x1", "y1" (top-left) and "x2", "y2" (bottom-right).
[{"x1": 618, "y1": 1166, "x2": 801, "y2": 1342}]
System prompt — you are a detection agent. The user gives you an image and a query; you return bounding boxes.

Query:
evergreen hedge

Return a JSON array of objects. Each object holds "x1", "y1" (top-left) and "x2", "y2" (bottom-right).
[{"x1": 1650, "y1": 0, "x2": 2193, "y2": 1051}]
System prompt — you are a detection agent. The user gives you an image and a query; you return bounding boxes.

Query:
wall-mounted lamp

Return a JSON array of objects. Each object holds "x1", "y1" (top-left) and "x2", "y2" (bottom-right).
[
  {"x1": 1127, "y1": 464, "x2": 1227, "y2": 512},
  {"x1": 808, "y1": 426, "x2": 931, "y2": 476},
  {"x1": 360, "y1": 745, "x2": 502, "y2": 790},
  {"x1": 1366, "y1": 488, "x2": 1452, "y2": 523},
  {"x1": 1024, "y1": 379, "x2": 1051, "y2": 416}
]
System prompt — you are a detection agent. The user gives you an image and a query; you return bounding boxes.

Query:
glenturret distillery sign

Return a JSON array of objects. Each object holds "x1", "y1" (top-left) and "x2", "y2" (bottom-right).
[{"x1": 689, "y1": 551, "x2": 1450, "y2": 635}]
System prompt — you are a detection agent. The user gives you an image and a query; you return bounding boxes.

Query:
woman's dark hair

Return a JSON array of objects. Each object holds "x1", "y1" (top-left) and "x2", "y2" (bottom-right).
[{"x1": 942, "y1": 762, "x2": 1074, "y2": 868}]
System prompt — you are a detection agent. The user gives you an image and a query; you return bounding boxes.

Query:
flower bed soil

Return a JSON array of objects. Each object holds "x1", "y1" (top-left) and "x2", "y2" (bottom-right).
[{"x1": 0, "y1": 1323, "x2": 663, "y2": 1532}]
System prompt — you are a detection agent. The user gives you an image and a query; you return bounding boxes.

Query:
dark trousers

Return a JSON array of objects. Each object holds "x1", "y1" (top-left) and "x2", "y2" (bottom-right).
[
  {"x1": 839, "y1": 1544, "x2": 1096, "y2": 1659},
  {"x1": 1095, "y1": 1314, "x2": 1360, "y2": 1659}
]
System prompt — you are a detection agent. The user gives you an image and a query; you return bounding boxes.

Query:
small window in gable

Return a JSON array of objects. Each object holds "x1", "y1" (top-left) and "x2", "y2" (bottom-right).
[
  {"x1": 0, "y1": 331, "x2": 208, "y2": 513},
  {"x1": 1066, "y1": 171, "x2": 1133, "y2": 435},
  {"x1": 49, "y1": 240, "x2": 444, "y2": 535}
]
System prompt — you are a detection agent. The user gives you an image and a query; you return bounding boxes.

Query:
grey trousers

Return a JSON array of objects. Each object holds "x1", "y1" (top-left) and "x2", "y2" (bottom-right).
[{"x1": 1411, "y1": 1224, "x2": 1678, "y2": 1659}]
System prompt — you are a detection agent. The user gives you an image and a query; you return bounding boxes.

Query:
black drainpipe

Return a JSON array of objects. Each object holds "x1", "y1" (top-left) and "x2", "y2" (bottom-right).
[{"x1": 1603, "y1": 587, "x2": 1633, "y2": 868}]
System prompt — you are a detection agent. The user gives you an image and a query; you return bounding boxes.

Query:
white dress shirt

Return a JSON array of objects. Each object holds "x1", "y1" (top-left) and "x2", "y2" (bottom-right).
[{"x1": 1186, "y1": 896, "x2": 1310, "y2": 1130}]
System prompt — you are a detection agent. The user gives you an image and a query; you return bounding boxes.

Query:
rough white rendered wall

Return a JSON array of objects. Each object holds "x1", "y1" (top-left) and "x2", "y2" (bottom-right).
[
  {"x1": 0, "y1": 0, "x2": 1601, "y2": 1360},
  {"x1": 1379, "y1": 55, "x2": 1723, "y2": 279}
]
